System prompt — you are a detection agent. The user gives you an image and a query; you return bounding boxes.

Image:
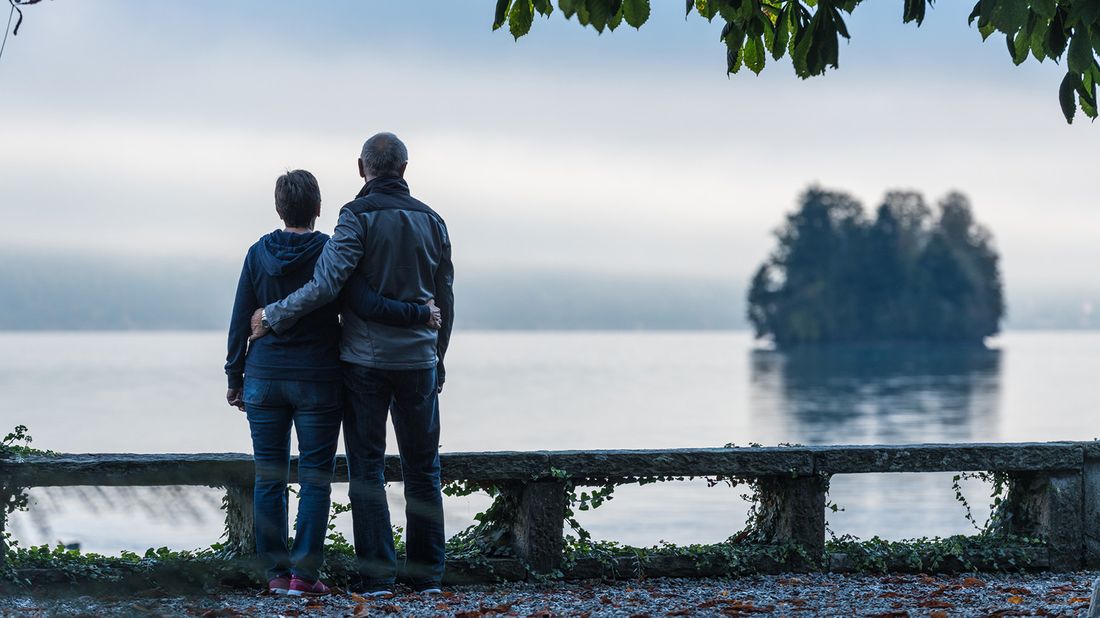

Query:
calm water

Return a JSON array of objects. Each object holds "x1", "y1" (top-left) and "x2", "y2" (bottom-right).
[{"x1": 1, "y1": 331, "x2": 1096, "y2": 554}]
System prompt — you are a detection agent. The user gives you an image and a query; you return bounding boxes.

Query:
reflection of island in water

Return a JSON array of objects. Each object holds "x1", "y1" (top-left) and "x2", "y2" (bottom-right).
[{"x1": 750, "y1": 344, "x2": 1002, "y2": 445}]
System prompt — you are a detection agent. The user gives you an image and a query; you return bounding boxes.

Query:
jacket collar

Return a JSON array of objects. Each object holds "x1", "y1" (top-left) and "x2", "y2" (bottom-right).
[{"x1": 356, "y1": 175, "x2": 410, "y2": 198}]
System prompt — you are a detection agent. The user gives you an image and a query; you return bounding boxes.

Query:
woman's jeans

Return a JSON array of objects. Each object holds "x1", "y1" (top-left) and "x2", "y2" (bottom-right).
[{"x1": 243, "y1": 377, "x2": 342, "y2": 582}]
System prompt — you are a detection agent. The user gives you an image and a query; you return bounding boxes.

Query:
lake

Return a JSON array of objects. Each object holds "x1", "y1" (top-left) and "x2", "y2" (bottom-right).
[{"x1": 1, "y1": 330, "x2": 1096, "y2": 554}]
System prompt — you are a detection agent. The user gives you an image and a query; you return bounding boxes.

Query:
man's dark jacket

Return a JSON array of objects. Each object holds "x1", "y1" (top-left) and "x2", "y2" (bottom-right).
[{"x1": 264, "y1": 176, "x2": 454, "y2": 384}]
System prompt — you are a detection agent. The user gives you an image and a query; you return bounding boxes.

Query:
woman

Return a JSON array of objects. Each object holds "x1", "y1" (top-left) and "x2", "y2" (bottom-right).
[{"x1": 224, "y1": 169, "x2": 438, "y2": 596}]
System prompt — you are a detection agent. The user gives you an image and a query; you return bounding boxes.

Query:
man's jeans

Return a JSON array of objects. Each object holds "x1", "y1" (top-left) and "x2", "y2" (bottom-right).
[
  {"x1": 243, "y1": 378, "x2": 342, "y2": 582},
  {"x1": 342, "y1": 363, "x2": 445, "y2": 589}
]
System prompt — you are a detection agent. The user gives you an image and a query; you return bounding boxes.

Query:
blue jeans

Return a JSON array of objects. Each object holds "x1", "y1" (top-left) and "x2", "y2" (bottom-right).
[
  {"x1": 342, "y1": 364, "x2": 445, "y2": 589},
  {"x1": 243, "y1": 378, "x2": 342, "y2": 582}
]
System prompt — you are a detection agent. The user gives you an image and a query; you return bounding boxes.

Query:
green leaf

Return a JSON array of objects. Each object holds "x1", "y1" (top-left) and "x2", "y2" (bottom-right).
[
  {"x1": 559, "y1": 0, "x2": 578, "y2": 18},
  {"x1": 745, "y1": 35, "x2": 767, "y2": 74},
  {"x1": 1068, "y1": 27, "x2": 1094, "y2": 73},
  {"x1": 1031, "y1": 0, "x2": 1056, "y2": 19},
  {"x1": 686, "y1": 0, "x2": 694, "y2": 17},
  {"x1": 968, "y1": 0, "x2": 981, "y2": 25},
  {"x1": 1009, "y1": 31, "x2": 1029, "y2": 65},
  {"x1": 622, "y1": 0, "x2": 650, "y2": 28},
  {"x1": 608, "y1": 0, "x2": 624, "y2": 30},
  {"x1": 1059, "y1": 71, "x2": 1078, "y2": 123},
  {"x1": 979, "y1": 20, "x2": 997, "y2": 41},
  {"x1": 494, "y1": 0, "x2": 512, "y2": 30},
  {"x1": 533, "y1": 0, "x2": 554, "y2": 17},
  {"x1": 727, "y1": 43, "x2": 745, "y2": 74},
  {"x1": 1030, "y1": 17, "x2": 1050, "y2": 61},
  {"x1": 988, "y1": 0, "x2": 1028, "y2": 34},
  {"x1": 772, "y1": 5, "x2": 791, "y2": 59},
  {"x1": 509, "y1": 0, "x2": 534, "y2": 38},
  {"x1": 587, "y1": 0, "x2": 612, "y2": 32},
  {"x1": 1046, "y1": 11, "x2": 1068, "y2": 57},
  {"x1": 696, "y1": 0, "x2": 720, "y2": 21}
]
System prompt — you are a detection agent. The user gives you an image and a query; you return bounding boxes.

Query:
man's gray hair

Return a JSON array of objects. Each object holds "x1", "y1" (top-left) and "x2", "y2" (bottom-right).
[{"x1": 360, "y1": 132, "x2": 408, "y2": 178}]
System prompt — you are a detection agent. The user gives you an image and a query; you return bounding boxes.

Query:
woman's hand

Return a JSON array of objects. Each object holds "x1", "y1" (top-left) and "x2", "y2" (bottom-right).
[{"x1": 226, "y1": 388, "x2": 245, "y2": 412}]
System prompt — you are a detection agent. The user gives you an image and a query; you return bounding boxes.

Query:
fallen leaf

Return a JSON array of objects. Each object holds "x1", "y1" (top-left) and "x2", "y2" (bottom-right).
[
  {"x1": 1070, "y1": 596, "x2": 1091, "y2": 603},
  {"x1": 1007, "y1": 595, "x2": 1024, "y2": 604},
  {"x1": 917, "y1": 600, "x2": 953, "y2": 609},
  {"x1": 930, "y1": 612, "x2": 947, "y2": 618},
  {"x1": 961, "y1": 577, "x2": 986, "y2": 588},
  {"x1": 879, "y1": 592, "x2": 906, "y2": 599}
]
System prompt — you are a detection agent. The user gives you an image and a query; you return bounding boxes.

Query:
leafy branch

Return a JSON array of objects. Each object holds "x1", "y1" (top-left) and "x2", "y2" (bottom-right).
[{"x1": 493, "y1": 0, "x2": 1100, "y2": 123}]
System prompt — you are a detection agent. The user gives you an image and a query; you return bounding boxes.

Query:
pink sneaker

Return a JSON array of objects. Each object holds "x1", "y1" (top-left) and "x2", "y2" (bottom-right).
[
  {"x1": 268, "y1": 576, "x2": 291, "y2": 595},
  {"x1": 288, "y1": 575, "x2": 330, "y2": 596}
]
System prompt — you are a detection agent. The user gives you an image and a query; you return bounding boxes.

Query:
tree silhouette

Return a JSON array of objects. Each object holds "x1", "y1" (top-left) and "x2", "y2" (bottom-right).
[{"x1": 748, "y1": 187, "x2": 1004, "y2": 346}]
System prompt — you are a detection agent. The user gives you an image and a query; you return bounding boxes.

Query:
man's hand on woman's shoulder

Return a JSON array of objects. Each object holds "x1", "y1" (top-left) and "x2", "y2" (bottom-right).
[
  {"x1": 250, "y1": 308, "x2": 270, "y2": 341},
  {"x1": 426, "y1": 299, "x2": 442, "y2": 330}
]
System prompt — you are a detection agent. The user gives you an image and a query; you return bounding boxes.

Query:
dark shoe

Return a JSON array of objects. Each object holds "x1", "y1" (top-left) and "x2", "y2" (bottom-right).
[
  {"x1": 288, "y1": 575, "x2": 330, "y2": 596},
  {"x1": 268, "y1": 576, "x2": 291, "y2": 595}
]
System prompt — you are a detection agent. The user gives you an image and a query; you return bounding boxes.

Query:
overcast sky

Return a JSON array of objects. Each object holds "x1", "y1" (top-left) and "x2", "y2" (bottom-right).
[{"x1": 0, "y1": 1, "x2": 1095, "y2": 294}]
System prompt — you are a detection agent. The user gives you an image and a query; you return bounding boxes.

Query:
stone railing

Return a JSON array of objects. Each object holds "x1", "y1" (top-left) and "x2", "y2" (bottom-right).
[{"x1": 2, "y1": 442, "x2": 1099, "y2": 582}]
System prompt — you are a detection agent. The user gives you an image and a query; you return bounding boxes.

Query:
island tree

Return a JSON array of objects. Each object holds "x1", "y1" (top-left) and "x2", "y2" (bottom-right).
[{"x1": 747, "y1": 187, "x2": 1004, "y2": 345}]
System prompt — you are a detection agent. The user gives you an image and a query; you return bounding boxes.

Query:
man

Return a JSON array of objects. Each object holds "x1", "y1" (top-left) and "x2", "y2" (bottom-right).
[{"x1": 250, "y1": 133, "x2": 454, "y2": 595}]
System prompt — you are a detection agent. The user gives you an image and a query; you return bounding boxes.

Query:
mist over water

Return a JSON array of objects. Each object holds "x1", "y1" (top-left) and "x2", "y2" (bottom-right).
[{"x1": 2, "y1": 331, "x2": 1094, "y2": 552}]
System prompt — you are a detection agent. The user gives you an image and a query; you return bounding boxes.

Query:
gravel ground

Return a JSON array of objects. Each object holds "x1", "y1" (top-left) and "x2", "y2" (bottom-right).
[{"x1": 2, "y1": 573, "x2": 1098, "y2": 617}]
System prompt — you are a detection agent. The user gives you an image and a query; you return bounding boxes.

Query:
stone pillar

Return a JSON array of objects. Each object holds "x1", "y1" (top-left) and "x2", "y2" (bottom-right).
[
  {"x1": 0, "y1": 486, "x2": 10, "y2": 571},
  {"x1": 1083, "y1": 460, "x2": 1100, "y2": 567},
  {"x1": 755, "y1": 475, "x2": 827, "y2": 567},
  {"x1": 996, "y1": 471, "x2": 1083, "y2": 571},
  {"x1": 508, "y1": 480, "x2": 567, "y2": 575},
  {"x1": 223, "y1": 484, "x2": 256, "y2": 557}
]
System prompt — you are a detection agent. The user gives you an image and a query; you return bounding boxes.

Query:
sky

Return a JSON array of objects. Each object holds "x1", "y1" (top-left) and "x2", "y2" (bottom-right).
[{"x1": 0, "y1": 0, "x2": 1096, "y2": 325}]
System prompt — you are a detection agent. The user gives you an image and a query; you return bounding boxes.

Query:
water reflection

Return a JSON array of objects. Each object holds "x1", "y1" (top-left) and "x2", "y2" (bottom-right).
[{"x1": 750, "y1": 344, "x2": 1002, "y2": 445}]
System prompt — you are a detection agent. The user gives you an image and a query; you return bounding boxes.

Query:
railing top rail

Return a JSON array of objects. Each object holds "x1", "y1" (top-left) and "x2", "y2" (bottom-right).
[{"x1": 0, "y1": 442, "x2": 1090, "y2": 487}]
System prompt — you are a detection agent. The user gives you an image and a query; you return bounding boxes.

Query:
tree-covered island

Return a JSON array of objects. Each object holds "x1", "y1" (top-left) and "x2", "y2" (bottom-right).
[{"x1": 747, "y1": 188, "x2": 1004, "y2": 346}]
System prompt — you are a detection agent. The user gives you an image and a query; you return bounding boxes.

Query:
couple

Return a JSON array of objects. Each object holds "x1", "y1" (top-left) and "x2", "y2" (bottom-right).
[{"x1": 224, "y1": 132, "x2": 454, "y2": 597}]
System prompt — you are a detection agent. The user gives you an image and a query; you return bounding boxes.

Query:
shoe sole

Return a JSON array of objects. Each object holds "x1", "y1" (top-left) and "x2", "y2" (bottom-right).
[{"x1": 287, "y1": 589, "x2": 328, "y2": 597}]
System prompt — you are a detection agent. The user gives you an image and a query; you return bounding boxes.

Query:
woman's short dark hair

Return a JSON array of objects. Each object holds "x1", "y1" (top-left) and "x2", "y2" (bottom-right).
[{"x1": 274, "y1": 170, "x2": 321, "y2": 227}]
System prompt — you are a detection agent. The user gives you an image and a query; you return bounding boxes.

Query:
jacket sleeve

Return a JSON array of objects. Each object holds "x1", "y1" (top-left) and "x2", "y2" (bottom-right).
[
  {"x1": 340, "y1": 275, "x2": 430, "y2": 326},
  {"x1": 225, "y1": 254, "x2": 258, "y2": 389},
  {"x1": 264, "y1": 207, "x2": 364, "y2": 334},
  {"x1": 433, "y1": 226, "x2": 455, "y2": 387}
]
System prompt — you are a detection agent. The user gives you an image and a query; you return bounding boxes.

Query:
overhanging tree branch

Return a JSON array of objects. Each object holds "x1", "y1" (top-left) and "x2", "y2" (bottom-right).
[{"x1": 494, "y1": 0, "x2": 1100, "y2": 124}]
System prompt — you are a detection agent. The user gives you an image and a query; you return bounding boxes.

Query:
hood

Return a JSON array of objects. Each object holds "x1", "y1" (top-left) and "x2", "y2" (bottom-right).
[{"x1": 256, "y1": 230, "x2": 328, "y2": 276}]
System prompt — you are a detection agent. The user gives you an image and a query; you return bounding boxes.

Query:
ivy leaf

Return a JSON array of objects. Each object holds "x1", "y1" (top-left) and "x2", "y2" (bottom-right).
[
  {"x1": 509, "y1": 0, "x2": 534, "y2": 39},
  {"x1": 1059, "y1": 71, "x2": 1078, "y2": 123},
  {"x1": 622, "y1": 0, "x2": 650, "y2": 29},
  {"x1": 494, "y1": 0, "x2": 512, "y2": 30}
]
